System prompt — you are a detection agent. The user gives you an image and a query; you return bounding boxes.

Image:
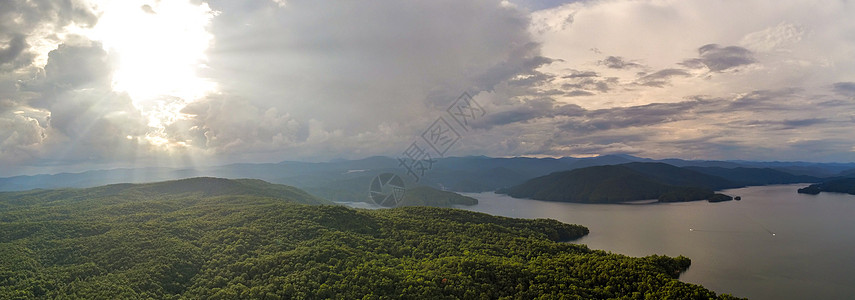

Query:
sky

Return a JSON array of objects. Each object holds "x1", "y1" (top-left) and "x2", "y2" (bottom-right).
[{"x1": 1, "y1": 0, "x2": 854, "y2": 176}]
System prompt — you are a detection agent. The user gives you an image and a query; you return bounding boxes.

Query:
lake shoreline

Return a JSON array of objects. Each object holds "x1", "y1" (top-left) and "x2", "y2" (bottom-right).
[{"x1": 458, "y1": 184, "x2": 855, "y2": 300}]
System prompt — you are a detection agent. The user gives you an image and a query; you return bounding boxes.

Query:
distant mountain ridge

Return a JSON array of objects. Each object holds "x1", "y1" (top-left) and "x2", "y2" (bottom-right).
[
  {"x1": 498, "y1": 163, "x2": 737, "y2": 203},
  {"x1": 0, "y1": 177, "x2": 333, "y2": 206},
  {"x1": 685, "y1": 167, "x2": 821, "y2": 186},
  {"x1": 0, "y1": 155, "x2": 845, "y2": 204},
  {"x1": 622, "y1": 163, "x2": 737, "y2": 189}
]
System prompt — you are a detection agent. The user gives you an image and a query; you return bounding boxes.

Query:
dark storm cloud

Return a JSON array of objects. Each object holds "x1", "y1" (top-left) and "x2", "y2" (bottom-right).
[
  {"x1": 681, "y1": 44, "x2": 755, "y2": 72},
  {"x1": 0, "y1": 0, "x2": 98, "y2": 65},
  {"x1": 728, "y1": 88, "x2": 801, "y2": 110},
  {"x1": 832, "y1": 82, "x2": 855, "y2": 97},
  {"x1": 506, "y1": 70, "x2": 554, "y2": 87},
  {"x1": 562, "y1": 70, "x2": 599, "y2": 78},
  {"x1": 561, "y1": 76, "x2": 618, "y2": 93},
  {"x1": 742, "y1": 118, "x2": 829, "y2": 130},
  {"x1": 484, "y1": 53, "x2": 558, "y2": 89},
  {"x1": 559, "y1": 70, "x2": 611, "y2": 94},
  {"x1": 781, "y1": 118, "x2": 828, "y2": 128},
  {"x1": 0, "y1": 34, "x2": 27, "y2": 66},
  {"x1": 471, "y1": 98, "x2": 584, "y2": 130},
  {"x1": 202, "y1": 0, "x2": 545, "y2": 137},
  {"x1": 597, "y1": 56, "x2": 642, "y2": 69},
  {"x1": 816, "y1": 99, "x2": 852, "y2": 107},
  {"x1": 561, "y1": 100, "x2": 701, "y2": 131},
  {"x1": 598, "y1": 56, "x2": 642, "y2": 69},
  {"x1": 0, "y1": 0, "x2": 98, "y2": 33},
  {"x1": 635, "y1": 68, "x2": 691, "y2": 87}
]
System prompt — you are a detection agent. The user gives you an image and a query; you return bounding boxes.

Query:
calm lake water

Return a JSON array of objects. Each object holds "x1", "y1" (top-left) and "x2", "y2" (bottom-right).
[{"x1": 458, "y1": 184, "x2": 855, "y2": 300}]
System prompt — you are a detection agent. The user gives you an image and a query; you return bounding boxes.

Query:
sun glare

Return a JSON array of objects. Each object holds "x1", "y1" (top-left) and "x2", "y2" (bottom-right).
[{"x1": 85, "y1": 1, "x2": 218, "y2": 146}]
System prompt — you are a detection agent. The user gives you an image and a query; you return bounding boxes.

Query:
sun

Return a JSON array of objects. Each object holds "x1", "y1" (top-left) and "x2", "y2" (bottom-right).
[{"x1": 84, "y1": 0, "x2": 218, "y2": 144}]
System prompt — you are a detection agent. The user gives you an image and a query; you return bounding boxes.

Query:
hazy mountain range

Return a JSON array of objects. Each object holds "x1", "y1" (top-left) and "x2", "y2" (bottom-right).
[{"x1": 2, "y1": 155, "x2": 852, "y2": 203}]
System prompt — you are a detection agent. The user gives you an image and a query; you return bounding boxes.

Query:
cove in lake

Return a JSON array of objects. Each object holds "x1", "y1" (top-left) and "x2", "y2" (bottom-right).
[{"x1": 459, "y1": 184, "x2": 855, "y2": 300}]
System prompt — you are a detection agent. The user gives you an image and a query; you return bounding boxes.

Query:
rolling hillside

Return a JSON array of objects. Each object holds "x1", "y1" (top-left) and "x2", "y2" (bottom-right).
[
  {"x1": 499, "y1": 163, "x2": 736, "y2": 203},
  {"x1": 0, "y1": 179, "x2": 739, "y2": 299}
]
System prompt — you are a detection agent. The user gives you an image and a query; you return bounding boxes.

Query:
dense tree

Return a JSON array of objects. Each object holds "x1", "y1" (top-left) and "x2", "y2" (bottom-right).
[
  {"x1": 798, "y1": 178, "x2": 855, "y2": 195},
  {"x1": 0, "y1": 178, "x2": 742, "y2": 299},
  {"x1": 500, "y1": 163, "x2": 737, "y2": 203}
]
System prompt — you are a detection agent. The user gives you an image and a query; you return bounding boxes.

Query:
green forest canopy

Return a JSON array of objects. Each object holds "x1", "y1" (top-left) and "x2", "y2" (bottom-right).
[{"x1": 0, "y1": 178, "x2": 742, "y2": 299}]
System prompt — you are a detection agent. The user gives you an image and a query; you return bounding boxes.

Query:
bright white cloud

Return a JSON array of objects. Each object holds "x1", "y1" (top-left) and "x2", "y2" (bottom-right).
[{"x1": 84, "y1": 0, "x2": 218, "y2": 146}]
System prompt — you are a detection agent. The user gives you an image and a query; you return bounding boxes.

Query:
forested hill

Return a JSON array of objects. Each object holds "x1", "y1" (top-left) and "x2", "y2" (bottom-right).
[
  {"x1": 398, "y1": 186, "x2": 478, "y2": 206},
  {"x1": 797, "y1": 178, "x2": 855, "y2": 195},
  {"x1": 0, "y1": 179, "x2": 741, "y2": 299},
  {"x1": 500, "y1": 163, "x2": 737, "y2": 203},
  {"x1": 685, "y1": 166, "x2": 821, "y2": 186},
  {"x1": 0, "y1": 177, "x2": 333, "y2": 206},
  {"x1": 621, "y1": 162, "x2": 738, "y2": 189}
]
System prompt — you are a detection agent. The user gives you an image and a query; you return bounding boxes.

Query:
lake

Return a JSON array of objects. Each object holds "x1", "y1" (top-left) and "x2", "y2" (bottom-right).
[{"x1": 458, "y1": 184, "x2": 855, "y2": 300}]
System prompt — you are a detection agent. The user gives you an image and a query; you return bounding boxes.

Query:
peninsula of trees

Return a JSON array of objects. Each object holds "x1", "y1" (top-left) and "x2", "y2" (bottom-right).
[
  {"x1": 499, "y1": 163, "x2": 740, "y2": 203},
  {"x1": 798, "y1": 178, "x2": 855, "y2": 195}
]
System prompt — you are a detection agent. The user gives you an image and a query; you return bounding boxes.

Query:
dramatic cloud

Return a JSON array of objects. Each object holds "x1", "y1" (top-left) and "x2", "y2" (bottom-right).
[
  {"x1": 562, "y1": 70, "x2": 598, "y2": 78},
  {"x1": 599, "y1": 56, "x2": 642, "y2": 69},
  {"x1": 560, "y1": 76, "x2": 618, "y2": 93},
  {"x1": 635, "y1": 69, "x2": 691, "y2": 87},
  {"x1": 0, "y1": 0, "x2": 98, "y2": 68},
  {"x1": 681, "y1": 44, "x2": 755, "y2": 72},
  {"x1": 0, "y1": 34, "x2": 28, "y2": 68},
  {"x1": 742, "y1": 118, "x2": 829, "y2": 130},
  {"x1": 0, "y1": 109, "x2": 48, "y2": 163},
  {"x1": 3, "y1": 0, "x2": 855, "y2": 176},
  {"x1": 566, "y1": 100, "x2": 701, "y2": 131},
  {"x1": 186, "y1": 0, "x2": 551, "y2": 155},
  {"x1": 171, "y1": 95, "x2": 302, "y2": 153},
  {"x1": 471, "y1": 97, "x2": 584, "y2": 130}
]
